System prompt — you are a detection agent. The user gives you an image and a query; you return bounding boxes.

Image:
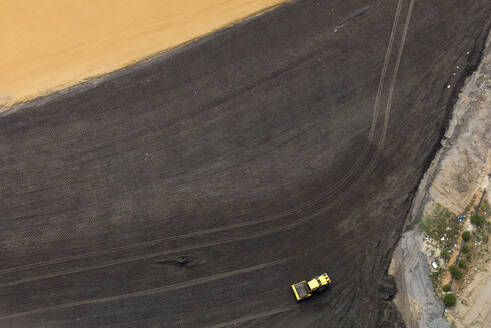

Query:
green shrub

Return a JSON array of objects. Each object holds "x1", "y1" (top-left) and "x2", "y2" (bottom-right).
[
  {"x1": 466, "y1": 253, "x2": 472, "y2": 261},
  {"x1": 449, "y1": 265, "x2": 463, "y2": 280},
  {"x1": 462, "y1": 231, "x2": 471, "y2": 241},
  {"x1": 441, "y1": 250, "x2": 450, "y2": 261},
  {"x1": 430, "y1": 268, "x2": 443, "y2": 290},
  {"x1": 471, "y1": 213, "x2": 484, "y2": 226},
  {"x1": 442, "y1": 284, "x2": 451, "y2": 292},
  {"x1": 462, "y1": 244, "x2": 471, "y2": 254},
  {"x1": 458, "y1": 259, "x2": 466, "y2": 268},
  {"x1": 481, "y1": 200, "x2": 488, "y2": 211},
  {"x1": 418, "y1": 220, "x2": 429, "y2": 233},
  {"x1": 420, "y1": 205, "x2": 459, "y2": 249},
  {"x1": 443, "y1": 293, "x2": 457, "y2": 307}
]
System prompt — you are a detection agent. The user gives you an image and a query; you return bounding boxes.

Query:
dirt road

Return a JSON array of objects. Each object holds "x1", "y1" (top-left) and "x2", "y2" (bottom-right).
[{"x1": 0, "y1": 0, "x2": 489, "y2": 327}]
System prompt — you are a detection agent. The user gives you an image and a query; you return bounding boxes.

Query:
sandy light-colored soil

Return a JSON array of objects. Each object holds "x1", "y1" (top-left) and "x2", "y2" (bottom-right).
[
  {"x1": 445, "y1": 186, "x2": 491, "y2": 328},
  {"x1": 458, "y1": 254, "x2": 490, "y2": 325},
  {"x1": 0, "y1": 0, "x2": 286, "y2": 108},
  {"x1": 446, "y1": 239, "x2": 491, "y2": 327},
  {"x1": 456, "y1": 262, "x2": 491, "y2": 326}
]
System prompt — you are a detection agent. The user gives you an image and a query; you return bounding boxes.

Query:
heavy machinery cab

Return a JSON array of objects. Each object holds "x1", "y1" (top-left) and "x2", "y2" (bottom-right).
[
  {"x1": 307, "y1": 276, "x2": 324, "y2": 292},
  {"x1": 309, "y1": 273, "x2": 330, "y2": 290}
]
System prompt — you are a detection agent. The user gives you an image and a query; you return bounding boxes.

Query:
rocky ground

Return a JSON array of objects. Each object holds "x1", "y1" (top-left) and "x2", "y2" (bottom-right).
[
  {"x1": 445, "y1": 186, "x2": 490, "y2": 328},
  {"x1": 391, "y1": 31, "x2": 491, "y2": 328},
  {"x1": 446, "y1": 233, "x2": 491, "y2": 327}
]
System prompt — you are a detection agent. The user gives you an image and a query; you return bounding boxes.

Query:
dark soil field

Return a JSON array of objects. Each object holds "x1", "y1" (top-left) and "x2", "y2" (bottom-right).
[{"x1": 0, "y1": 0, "x2": 489, "y2": 327}]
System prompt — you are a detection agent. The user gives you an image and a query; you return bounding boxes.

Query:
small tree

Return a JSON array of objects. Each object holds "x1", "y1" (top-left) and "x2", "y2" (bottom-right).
[
  {"x1": 441, "y1": 249, "x2": 450, "y2": 261},
  {"x1": 462, "y1": 244, "x2": 471, "y2": 254},
  {"x1": 443, "y1": 293, "x2": 457, "y2": 307},
  {"x1": 471, "y1": 213, "x2": 484, "y2": 226},
  {"x1": 462, "y1": 231, "x2": 471, "y2": 242},
  {"x1": 458, "y1": 259, "x2": 466, "y2": 268},
  {"x1": 449, "y1": 265, "x2": 463, "y2": 280},
  {"x1": 442, "y1": 284, "x2": 451, "y2": 292}
]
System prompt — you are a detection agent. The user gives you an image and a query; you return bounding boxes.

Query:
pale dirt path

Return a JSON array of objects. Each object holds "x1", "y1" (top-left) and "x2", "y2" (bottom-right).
[
  {"x1": 446, "y1": 242, "x2": 491, "y2": 328},
  {"x1": 0, "y1": 0, "x2": 286, "y2": 108},
  {"x1": 446, "y1": 183, "x2": 491, "y2": 328}
]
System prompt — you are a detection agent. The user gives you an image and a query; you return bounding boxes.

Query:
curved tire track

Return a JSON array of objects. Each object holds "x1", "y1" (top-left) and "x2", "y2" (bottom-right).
[{"x1": 0, "y1": 0, "x2": 407, "y2": 287}]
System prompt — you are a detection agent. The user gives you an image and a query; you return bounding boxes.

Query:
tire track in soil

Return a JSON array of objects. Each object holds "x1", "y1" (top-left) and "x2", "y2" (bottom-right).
[
  {"x1": 0, "y1": 0, "x2": 407, "y2": 292},
  {"x1": 0, "y1": 258, "x2": 291, "y2": 321},
  {"x1": 202, "y1": 1, "x2": 416, "y2": 326}
]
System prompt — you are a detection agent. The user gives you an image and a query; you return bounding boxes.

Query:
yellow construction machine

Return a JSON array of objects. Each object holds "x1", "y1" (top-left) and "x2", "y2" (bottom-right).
[{"x1": 291, "y1": 272, "x2": 331, "y2": 301}]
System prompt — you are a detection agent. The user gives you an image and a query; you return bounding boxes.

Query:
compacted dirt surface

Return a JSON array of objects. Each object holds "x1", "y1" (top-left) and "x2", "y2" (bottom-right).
[{"x1": 0, "y1": 0, "x2": 489, "y2": 327}]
